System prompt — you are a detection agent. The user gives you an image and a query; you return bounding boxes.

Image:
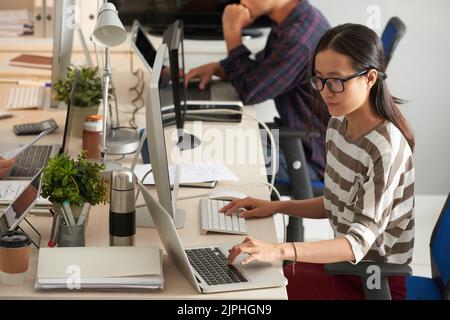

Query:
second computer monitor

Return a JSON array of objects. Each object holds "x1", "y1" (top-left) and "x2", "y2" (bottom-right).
[{"x1": 162, "y1": 20, "x2": 200, "y2": 150}]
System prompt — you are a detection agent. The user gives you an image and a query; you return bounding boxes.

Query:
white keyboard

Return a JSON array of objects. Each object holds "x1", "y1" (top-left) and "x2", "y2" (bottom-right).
[
  {"x1": 200, "y1": 199, "x2": 247, "y2": 235},
  {"x1": 6, "y1": 86, "x2": 45, "y2": 110}
]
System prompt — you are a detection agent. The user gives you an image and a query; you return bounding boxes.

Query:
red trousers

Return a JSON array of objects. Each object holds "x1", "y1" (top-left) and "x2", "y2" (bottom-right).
[{"x1": 283, "y1": 262, "x2": 406, "y2": 300}]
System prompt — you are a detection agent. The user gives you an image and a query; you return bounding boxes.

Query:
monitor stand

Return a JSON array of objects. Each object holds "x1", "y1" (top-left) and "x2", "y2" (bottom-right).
[
  {"x1": 177, "y1": 132, "x2": 201, "y2": 151},
  {"x1": 135, "y1": 206, "x2": 185, "y2": 229}
]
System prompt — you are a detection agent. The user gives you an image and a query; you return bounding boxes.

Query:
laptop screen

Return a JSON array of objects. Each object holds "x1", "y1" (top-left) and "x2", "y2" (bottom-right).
[
  {"x1": 59, "y1": 68, "x2": 80, "y2": 155},
  {"x1": 4, "y1": 170, "x2": 41, "y2": 230}
]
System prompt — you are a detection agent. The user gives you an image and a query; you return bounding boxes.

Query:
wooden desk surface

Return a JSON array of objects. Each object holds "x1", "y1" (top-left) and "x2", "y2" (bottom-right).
[{"x1": 0, "y1": 83, "x2": 287, "y2": 299}]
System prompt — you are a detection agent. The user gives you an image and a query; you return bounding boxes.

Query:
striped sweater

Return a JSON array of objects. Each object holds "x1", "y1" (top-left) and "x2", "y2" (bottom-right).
[{"x1": 323, "y1": 116, "x2": 415, "y2": 264}]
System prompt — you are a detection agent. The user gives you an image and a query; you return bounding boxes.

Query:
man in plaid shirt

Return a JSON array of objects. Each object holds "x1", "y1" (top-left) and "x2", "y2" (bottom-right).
[{"x1": 185, "y1": 0, "x2": 330, "y2": 182}]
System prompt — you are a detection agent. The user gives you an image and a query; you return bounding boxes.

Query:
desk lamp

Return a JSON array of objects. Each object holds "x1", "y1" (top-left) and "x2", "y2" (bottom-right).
[{"x1": 92, "y1": 2, "x2": 139, "y2": 160}]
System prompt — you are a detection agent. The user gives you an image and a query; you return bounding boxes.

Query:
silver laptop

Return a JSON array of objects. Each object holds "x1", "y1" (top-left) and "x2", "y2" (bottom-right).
[
  {"x1": 138, "y1": 181, "x2": 287, "y2": 293},
  {"x1": 1, "y1": 70, "x2": 77, "y2": 179}
]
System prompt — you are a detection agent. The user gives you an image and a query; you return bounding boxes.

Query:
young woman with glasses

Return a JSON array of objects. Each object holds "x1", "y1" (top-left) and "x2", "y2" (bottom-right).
[{"x1": 220, "y1": 23, "x2": 415, "y2": 300}]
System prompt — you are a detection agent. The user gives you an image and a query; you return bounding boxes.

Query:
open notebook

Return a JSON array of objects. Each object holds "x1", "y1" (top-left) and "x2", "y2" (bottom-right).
[{"x1": 35, "y1": 246, "x2": 163, "y2": 290}]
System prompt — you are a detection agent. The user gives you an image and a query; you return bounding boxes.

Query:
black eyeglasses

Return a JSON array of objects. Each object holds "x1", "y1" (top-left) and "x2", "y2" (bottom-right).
[{"x1": 310, "y1": 70, "x2": 369, "y2": 93}]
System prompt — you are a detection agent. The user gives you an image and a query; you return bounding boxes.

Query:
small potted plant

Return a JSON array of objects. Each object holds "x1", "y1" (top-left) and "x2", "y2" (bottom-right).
[
  {"x1": 41, "y1": 151, "x2": 109, "y2": 227},
  {"x1": 53, "y1": 66, "x2": 108, "y2": 138}
]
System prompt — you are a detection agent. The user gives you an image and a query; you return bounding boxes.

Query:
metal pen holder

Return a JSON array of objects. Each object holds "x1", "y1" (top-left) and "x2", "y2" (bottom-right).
[
  {"x1": 48, "y1": 211, "x2": 86, "y2": 248},
  {"x1": 54, "y1": 217, "x2": 85, "y2": 247}
]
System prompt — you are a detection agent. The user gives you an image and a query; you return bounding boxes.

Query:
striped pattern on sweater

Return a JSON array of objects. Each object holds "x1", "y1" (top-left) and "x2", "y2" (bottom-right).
[{"x1": 323, "y1": 116, "x2": 415, "y2": 264}]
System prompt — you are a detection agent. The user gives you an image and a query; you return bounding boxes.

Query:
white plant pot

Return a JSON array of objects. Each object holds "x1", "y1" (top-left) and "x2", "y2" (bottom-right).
[{"x1": 70, "y1": 105, "x2": 99, "y2": 138}]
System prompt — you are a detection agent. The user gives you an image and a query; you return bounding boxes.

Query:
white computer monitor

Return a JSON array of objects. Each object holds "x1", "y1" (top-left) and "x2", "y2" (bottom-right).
[
  {"x1": 144, "y1": 42, "x2": 185, "y2": 228},
  {"x1": 50, "y1": 0, "x2": 76, "y2": 108}
]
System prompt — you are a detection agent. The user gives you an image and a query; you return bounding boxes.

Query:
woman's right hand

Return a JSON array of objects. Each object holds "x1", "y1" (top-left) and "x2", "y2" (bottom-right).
[{"x1": 219, "y1": 197, "x2": 278, "y2": 219}]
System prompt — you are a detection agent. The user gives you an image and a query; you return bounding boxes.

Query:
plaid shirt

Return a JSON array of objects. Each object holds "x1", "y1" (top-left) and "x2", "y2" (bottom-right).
[{"x1": 220, "y1": 0, "x2": 330, "y2": 179}]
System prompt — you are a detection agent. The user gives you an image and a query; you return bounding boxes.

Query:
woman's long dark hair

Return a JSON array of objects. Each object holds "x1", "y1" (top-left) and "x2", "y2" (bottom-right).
[{"x1": 311, "y1": 23, "x2": 415, "y2": 151}]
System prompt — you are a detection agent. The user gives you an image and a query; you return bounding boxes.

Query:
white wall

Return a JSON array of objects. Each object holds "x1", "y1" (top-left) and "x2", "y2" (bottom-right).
[{"x1": 311, "y1": 0, "x2": 450, "y2": 195}]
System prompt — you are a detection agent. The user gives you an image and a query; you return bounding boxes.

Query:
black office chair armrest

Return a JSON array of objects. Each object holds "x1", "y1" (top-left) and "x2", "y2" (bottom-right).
[
  {"x1": 278, "y1": 127, "x2": 321, "y2": 139},
  {"x1": 266, "y1": 119, "x2": 320, "y2": 138},
  {"x1": 324, "y1": 262, "x2": 411, "y2": 300},
  {"x1": 324, "y1": 261, "x2": 412, "y2": 277}
]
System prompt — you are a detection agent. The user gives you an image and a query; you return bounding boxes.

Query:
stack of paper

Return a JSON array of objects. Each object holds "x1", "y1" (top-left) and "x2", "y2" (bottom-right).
[
  {"x1": 35, "y1": 246, "x2": 164, "y2": 290},
  {"x1": 134, "y1": 163, "x2": 239, "y2": 185},
  {"x1": 0, "y1": 10, "x2": 33, "y2": 37}
]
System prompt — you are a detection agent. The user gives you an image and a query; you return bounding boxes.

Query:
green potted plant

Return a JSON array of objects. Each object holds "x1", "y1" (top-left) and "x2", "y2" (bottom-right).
[
  {"x1": 41, "y1": 151, "x2": 109, "y2": 226},
  {"x1": 53, "y1": 66, "x2": 108, "y2": 138}
]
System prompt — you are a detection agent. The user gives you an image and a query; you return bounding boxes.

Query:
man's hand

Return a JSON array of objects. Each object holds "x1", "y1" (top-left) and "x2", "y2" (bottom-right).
[
  {"x1": 222, "y1": 4, "x2": 254, "y2": 32},
  {"x1": 184, "y1": 62, "x2": 225, "y2": 90},
  {"x1": 222, "y1": 4, "x2": 254, "y2": 52}
]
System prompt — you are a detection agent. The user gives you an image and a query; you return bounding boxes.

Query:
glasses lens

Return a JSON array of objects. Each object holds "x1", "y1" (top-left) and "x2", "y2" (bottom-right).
[
  {"x1": 310, "y1": 76, "x2": 323, "y2": 91},
  {"x1": 326, "y1": 79, "x2": 344, "y2": 93}
]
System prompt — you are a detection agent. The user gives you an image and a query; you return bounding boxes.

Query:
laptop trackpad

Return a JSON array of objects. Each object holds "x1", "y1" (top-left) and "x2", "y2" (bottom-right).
[{"x1": 211, "y1": 82, "x2": 240, "y2": 101}]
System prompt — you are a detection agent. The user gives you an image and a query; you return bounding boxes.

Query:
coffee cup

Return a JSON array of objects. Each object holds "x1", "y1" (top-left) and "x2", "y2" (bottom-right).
[{"x1": 0, "y1": 230, "x2": 31, "y2": 286}]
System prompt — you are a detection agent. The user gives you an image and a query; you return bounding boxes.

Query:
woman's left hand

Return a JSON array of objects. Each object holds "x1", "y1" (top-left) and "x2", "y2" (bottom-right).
[{"x1": 228, "y1": 236, "x2": 281, "y2": 265}]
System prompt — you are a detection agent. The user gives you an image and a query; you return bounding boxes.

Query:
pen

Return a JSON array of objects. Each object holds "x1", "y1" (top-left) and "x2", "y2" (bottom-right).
[
  {"x1": 48, "y1": 213, "x2": 61, "y2": 247},
  {"x1": 55, "y1": 205, "x2": 70, "y2": 226},
  {"x1": 77, "y1": 203, "x2": 91, "y2": 226},
  {"x1": 49, "y1": 207, "x2": 56, "y2": 217},
  {"x1": 62, "y1": 200, "x2": 76, "y2": 226}
]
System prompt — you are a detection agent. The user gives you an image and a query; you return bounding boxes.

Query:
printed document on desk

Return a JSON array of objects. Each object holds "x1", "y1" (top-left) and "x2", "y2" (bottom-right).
[
  {"x1": 134, "y1": 163, "x2": 238, "y2": 185},
  {"x1": 36, "y1": 246, "x2": 164, "y2": 290}
]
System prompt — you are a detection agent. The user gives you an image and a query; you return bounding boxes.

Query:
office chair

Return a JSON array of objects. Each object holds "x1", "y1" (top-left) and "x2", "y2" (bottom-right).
[
  {"x1": 381, "y1": 17, "x2": 406, "y2": 69},
  {"x1": 324, "y1": 193, "x2": 450, "y2": 300},
  {"x1": 267, "y1": 118, "x2": 325, "y2": 245},
  {"x1": 277, "y1": 126, "x2": 319, "y2": 244}
]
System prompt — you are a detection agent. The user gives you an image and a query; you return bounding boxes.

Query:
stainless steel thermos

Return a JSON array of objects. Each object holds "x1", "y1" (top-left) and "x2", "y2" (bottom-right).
[{"x1": 109, "y1": 169, "x2": 136, "y2": 246}]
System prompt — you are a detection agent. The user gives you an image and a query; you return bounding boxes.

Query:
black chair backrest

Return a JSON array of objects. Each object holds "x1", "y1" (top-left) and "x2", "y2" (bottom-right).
[
  {"x1": 381, "y1": 17, "x2": 406, "y2": 68},
  {"x1": 430, "y1": 193, "x2": 450, "y2": 298}
]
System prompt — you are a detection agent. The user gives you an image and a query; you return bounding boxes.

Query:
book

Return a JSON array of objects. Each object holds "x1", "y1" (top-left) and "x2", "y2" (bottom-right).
[
  {"x1": 35, "y1": 246, "x2": 164, "y2": 290},
  {"x1": 9, "y1": 54, "x2": 52, "y2": 70}
]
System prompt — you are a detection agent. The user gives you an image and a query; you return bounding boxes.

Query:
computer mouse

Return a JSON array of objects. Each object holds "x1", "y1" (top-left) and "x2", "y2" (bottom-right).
[{"x1": 208, "y1": 189, "x2": 248, "y2": 201}]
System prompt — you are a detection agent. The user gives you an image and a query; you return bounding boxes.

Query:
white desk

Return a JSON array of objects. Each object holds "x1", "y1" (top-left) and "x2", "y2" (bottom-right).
[{"x1": 0, "y1": 81, "x2": 287, "y2": 299}]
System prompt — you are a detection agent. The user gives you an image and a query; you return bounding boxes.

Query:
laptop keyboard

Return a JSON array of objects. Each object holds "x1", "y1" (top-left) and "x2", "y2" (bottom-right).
[
  {"x1": 186, "y1": 82, "x2": 211, "y2": 101},
  {"x1": 186, "y1": 247, "x2": 248, "y2": 285},
  {"x1": 200, "y1": 199, "x2": 247, "y2": 235},
  {"x1": 10, "y1": 145, "x2": 52, "y2": 177}
]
